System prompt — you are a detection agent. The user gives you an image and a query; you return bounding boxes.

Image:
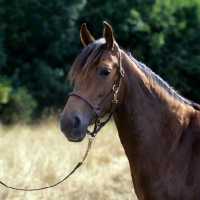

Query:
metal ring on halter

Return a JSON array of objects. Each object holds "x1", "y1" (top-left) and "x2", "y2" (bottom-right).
[{"x1": 113, "y1": 85, "x2": 119, "y2": 93}]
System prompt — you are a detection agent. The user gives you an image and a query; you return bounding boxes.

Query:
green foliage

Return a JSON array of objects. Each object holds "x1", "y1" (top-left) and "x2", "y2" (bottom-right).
[
  {"x1": 0, "y1": 86, "x2": 37, "y2": 124},
  {"x1": 0, "y1": 0, "x2": 85, "y2": 123},
  {"x1": 0, "y1": 76, "x2": 12, "y2": 105},
  {"x1": 0, "y1": 76, "x2": 37, "y2": 124},
  {"x1": 0, "y1": 29, "x2": 6, "y2": 68},
  {"x1": 148, "y1": 2, "x2": 200, "y2": 102},
  {"x1": 1, "y1": 0, "x2": 200, "y2": 124}
]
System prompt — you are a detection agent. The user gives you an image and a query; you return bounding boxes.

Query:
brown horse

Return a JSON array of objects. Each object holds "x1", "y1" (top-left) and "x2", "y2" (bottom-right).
[{"x1": 60, "y1": 22, "x2": 200, "y2": 200}]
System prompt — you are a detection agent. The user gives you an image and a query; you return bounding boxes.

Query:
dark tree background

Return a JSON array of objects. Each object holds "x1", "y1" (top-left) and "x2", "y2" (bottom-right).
[{"x1": 0, "y1": 0, "x2": 200, "y2": 124}]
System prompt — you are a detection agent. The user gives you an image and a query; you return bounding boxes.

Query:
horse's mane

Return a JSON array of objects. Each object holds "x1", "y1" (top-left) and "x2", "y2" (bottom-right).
[
  {"x1": 68, "y1": 39, "x2": 200, "y2": 111},
  {"x1": 120, "y1": 47, "x2": 200, "y2": 111}
]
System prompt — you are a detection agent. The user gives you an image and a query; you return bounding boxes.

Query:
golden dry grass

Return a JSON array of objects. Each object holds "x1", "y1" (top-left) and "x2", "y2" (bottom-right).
[{"x1": 0, "y1": 118, "x2": 137, "y2": 200}]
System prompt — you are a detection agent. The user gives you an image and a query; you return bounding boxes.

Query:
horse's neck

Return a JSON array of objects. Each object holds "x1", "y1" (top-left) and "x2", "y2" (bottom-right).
[{"x1": 114, "y1": 52, "x2": 194, "y2": 163}]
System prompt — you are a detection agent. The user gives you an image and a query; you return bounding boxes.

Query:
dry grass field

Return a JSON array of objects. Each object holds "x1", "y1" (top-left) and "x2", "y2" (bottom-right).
[{"x1": 0, "y1": 117, "x2": 137, "y2": 200}]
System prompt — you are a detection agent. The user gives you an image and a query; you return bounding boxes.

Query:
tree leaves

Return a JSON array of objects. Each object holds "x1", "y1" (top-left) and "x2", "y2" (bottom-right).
[{"x1": 1, "y1": 0, "x2": 200, "y2": 123}]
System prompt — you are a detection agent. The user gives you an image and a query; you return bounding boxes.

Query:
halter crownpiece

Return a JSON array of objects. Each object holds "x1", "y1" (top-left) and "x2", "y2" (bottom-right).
[{"x1": 115, "y1": 42, "x2": 124, "y2": 77}]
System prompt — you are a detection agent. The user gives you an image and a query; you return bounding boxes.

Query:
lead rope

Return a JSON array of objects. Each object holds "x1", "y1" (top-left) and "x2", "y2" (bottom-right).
[
  {"x1": 0, "y1": 135, "x2": 95, "y2": 191},
  {"x1": 0, "y1": 43, "x2": 124, "y2": 192}
]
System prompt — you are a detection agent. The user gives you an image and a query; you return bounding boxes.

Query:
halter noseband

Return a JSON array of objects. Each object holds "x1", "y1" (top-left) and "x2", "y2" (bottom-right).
[{"x1": 69, "y1": 43, "x2": 124, "y2": 137}]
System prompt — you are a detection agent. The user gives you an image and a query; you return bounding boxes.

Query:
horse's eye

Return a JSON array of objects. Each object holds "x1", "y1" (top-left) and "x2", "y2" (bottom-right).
[{"x1": 100, "y1": 68, "x2": 111, "y2": 77}]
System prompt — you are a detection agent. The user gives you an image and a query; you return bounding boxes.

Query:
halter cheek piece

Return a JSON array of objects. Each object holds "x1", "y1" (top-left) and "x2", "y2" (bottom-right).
[{"x1": 69, "y1": 44, "x2": 124, "y2": 137}]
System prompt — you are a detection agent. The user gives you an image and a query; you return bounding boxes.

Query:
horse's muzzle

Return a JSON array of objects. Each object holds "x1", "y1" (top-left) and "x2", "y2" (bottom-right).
[{"x1": 60, "y1": 113, "x2": 87, "y2": 142}]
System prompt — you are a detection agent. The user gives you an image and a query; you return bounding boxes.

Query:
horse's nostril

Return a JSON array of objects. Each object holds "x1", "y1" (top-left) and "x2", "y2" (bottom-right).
[{"x1": 74, "y1": 116, "x2": 81, "y2": 129}]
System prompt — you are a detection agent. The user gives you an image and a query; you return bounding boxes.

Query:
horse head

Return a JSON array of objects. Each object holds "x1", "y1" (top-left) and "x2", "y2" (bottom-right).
[{"x1": 60, "y1": 22, "x2": 124, "y2": 142}]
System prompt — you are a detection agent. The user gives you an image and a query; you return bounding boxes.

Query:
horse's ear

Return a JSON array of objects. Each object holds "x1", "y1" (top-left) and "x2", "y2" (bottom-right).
[
  {"x1": 80, "y1": 23, "x2": 95, "y2": 48},
  {"x1": 103, "y1": 21, "x2": 115, "y2": 50}
]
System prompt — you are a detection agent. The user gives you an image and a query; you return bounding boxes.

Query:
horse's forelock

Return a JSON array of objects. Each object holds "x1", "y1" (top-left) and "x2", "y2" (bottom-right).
[{"x1": 68, "y1": 39, "x2": 106, "y2": 84}]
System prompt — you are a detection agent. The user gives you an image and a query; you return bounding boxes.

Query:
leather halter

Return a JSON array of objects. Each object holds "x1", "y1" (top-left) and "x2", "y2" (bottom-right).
[{"x1": 69, "y1": 43, "x2": 124, "y2": 137}]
